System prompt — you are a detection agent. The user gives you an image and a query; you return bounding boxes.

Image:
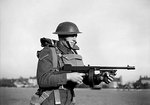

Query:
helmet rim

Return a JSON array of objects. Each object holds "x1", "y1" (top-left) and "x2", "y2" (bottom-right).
[
  {"x1": 53, "y1": 31, "x2": 82, "y2": 35},
  {"x1": 53, "y1": 21, "x2": 82, "y2": 35}
]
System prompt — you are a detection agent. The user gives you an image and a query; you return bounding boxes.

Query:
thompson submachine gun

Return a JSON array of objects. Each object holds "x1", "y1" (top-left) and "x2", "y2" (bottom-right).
[{"x1": 60, "y1": 64, "x2": 135, "y2": 87}]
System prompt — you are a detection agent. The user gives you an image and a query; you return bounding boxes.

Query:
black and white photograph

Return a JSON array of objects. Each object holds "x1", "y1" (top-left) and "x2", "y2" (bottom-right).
[{"x1": 0, "y1": 0, "x2": 150, "y2": 105}]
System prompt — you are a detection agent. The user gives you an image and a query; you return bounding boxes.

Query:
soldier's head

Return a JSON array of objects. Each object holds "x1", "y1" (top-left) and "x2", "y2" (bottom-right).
[{"x1": 53, "y1": 22, "x2": 81, "y2": 48}]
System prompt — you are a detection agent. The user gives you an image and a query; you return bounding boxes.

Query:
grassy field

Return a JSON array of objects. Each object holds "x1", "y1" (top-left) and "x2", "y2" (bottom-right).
[{"x1": 0, "y1": 87, "x2": 150, "y2": 105}]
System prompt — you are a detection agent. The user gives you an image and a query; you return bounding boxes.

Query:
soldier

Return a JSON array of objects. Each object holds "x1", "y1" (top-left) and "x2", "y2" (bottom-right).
[{"x1": 31, "y1": 22, "x2": 114, "y2": 105}]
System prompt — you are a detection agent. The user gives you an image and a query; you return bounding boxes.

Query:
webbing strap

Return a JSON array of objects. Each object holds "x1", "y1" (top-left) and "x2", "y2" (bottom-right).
[
  {"x1": 50, "y1": 47, "x2": 61, "y2": 105},
  {"x1": 38, "y1": 90, "x2": 62, "y2": 105},
  {"x1": 33, "y1": 91, "x2": 52, "y2": 104},
  {"x1": 51, "y1": 47, "x2": 58, "y2": 68},
  {"x1": 54, "y1": 90, "x2": 61, "y2": 105}
]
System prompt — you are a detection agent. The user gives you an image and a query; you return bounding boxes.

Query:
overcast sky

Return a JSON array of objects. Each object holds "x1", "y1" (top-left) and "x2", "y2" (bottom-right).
[{"x1": 0, "y1": 0, "x2": 150, "y2": 83}]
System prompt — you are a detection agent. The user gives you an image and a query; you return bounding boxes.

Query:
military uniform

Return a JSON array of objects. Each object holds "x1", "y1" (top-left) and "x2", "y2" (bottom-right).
[
  {"x1": 36, "y1": 38, "x2": 83, "y2": 105},
  {"x1": 30, "y1": 21, "x2": 115, "y2": 105}
]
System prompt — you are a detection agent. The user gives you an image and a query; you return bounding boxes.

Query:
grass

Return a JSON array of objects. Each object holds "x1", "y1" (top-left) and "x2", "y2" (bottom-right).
[{"x1": 0, "y1": 87, "x2": 150, "y2": 105}]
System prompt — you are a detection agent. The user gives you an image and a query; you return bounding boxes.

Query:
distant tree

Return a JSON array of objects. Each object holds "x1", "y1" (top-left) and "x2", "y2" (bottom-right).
[
  {"x1": 0, "y1": 78, "x2": 16, "y2": 87},
  {"x1": 117, "y1": 83, "x2": 124, "y2": 89},
  {"x1": 133, "y1": 81, "x2": 150, "y2": 89},
  {"x1": 142, "y1": 83, "x2": 150, "y2": 89},
  {"x1": 133, "y1": 81, "x2": 141, "y2": 89}
]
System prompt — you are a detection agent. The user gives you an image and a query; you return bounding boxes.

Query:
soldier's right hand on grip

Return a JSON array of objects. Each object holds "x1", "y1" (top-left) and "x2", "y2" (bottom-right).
[{"x1": 66, "y1": 72, "x2": 85, "y2": 84}]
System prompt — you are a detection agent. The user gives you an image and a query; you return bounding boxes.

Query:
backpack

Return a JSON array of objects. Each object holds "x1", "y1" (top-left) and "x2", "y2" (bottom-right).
[{"x1": 40, "y1": 37, "x2": 84, "y2": 68}]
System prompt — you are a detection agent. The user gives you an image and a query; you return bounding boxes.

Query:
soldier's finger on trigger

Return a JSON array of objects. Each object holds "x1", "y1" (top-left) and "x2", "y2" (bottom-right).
[
  {"x1": 77, "y1": 80, "x2": 82, "y2": 84},
  {"x1": 80, "y1": 73, "x2": 85, "y2": 77},
  {"x1": 78, "y1": 75, "x2": 83, "y2": 80}
]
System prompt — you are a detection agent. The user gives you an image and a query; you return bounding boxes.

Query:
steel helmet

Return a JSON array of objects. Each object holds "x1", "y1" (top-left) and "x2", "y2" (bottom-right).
[{"x1": 53, "y1": 22, "x2": 81, "y2": 35}]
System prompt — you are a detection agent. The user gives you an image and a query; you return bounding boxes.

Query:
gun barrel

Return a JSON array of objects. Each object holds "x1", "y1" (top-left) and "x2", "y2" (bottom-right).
[
  {"x1": 62, "y1": 64, "x2": 135, "y2": 72},
  {"x1": 97, "y1": 65, "x2": 135, "y2": 70}
]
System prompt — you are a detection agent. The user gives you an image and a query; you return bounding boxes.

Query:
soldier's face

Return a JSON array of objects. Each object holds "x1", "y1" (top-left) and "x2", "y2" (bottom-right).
[{"x1": 65, "y1": 35, "x2": 77, "y2": 48}]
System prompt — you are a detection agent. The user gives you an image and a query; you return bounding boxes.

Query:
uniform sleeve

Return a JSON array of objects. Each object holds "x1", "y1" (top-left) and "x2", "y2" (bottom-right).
[{"x1": 36, "y1": 48, "x2": 67, "y2": 88}]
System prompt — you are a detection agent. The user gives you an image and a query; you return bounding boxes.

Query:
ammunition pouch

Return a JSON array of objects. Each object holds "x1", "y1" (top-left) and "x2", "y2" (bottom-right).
[{"x1": 61, "y1": 54, "x2": 84, "y2": 66}]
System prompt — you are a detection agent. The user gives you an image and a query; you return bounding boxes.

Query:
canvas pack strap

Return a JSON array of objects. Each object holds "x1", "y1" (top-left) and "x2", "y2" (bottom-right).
[
  {"x1": 39, "y1": 91, "x2": 53, "y2": 104},
  {"x1": 30, "y1": 91, "x2": 53, "y2": 105},
  {"x1": 39, "y1": 90, "x2": 61, "y2": 105},
  {"x1": 54, "y1": 90, "x2": 61, "y2": 105},
  {"x1": 50, "y1": 47, "x2": 62, "y2": 105},
  {"x1": 51, "y1": 47, "x2": 58, "y2": 68},
  {"x1": 50, "y1": 46, "x2": 63, "y2": 69}
]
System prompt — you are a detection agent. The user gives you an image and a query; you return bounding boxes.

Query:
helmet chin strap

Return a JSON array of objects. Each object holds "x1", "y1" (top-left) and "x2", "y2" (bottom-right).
[
  {"x1": 66, "y1": 40, "x2": 76, "y2": 49},
  {"x1": 59, "y1": 37, "x2": 78, "y2": 50}
]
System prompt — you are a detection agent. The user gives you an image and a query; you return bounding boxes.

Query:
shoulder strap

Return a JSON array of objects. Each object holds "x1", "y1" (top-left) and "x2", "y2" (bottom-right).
[
  {"x1": 50, "y1": 47, "x2": 58, "y2": 68},
  {"x1": 50, "y1": 46, "x2": 63, "y2": 69}
]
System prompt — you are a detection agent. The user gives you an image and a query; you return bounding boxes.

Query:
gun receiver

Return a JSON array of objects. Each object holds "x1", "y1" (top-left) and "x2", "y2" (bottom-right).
[{"x1": 61, "y1": 64, "x2": 135, "y2": 87}]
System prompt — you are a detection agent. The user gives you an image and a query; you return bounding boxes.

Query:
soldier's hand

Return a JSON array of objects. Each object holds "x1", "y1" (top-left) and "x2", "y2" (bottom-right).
[
  {"x1": 102, "y1": 72, "x2": 115, "y2": 84},
  {"x1": 67, "y1": 72, "x2": 85, "y2": 84}
]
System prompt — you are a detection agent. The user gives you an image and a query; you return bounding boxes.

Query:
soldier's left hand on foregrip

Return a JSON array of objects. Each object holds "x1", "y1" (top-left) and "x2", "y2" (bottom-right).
[{"x1": 103, "y1": 72, "x2": 115, "y2": 84}]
